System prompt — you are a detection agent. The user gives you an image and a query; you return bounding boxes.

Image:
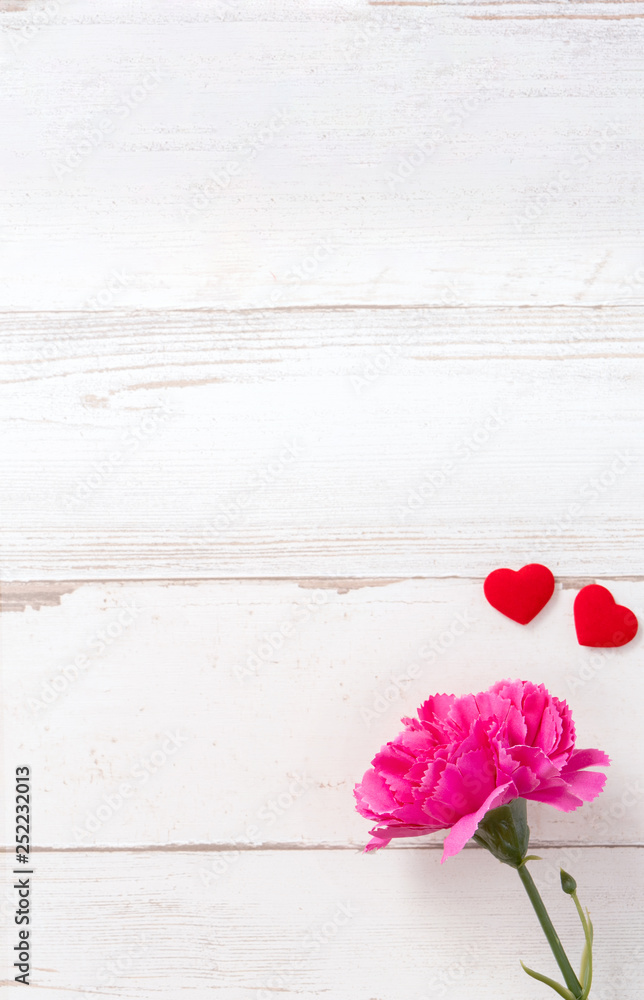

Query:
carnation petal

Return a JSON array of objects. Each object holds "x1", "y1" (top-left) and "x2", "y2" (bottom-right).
[
  {"x1": 502, "y1": 744, "x2": 561, "y2": 796},
  {"x1": 446, "y1": 694, "x2": 481, "y2": 736},
  {"x1": 562, "y1": 747, "x2": 611, "y2": 772},
  {"x1": 354, "y1": 769, "x2": 397, "y2": 820},
  {"x1": 416, "y1": 758, "x2": 446, "y2": 793},
  {"x1": 440, "y1": 782, "x2": 514, "y2": 862},
  {"x1": 368, "y1": 821, "x2": 443, "y2": 846},
  {"x1": 504, "y1": 704, "x2": 528, "y2": 746},
  {"x1": 365, "y1": 832, "x2": 392, "y2": 852},
  {"x1": 428, "y1": 750, "x2": 496, "y2": 827},
  {"x1": 523, "y1": 784, "x2": 584, "y2": 812},
  {"x1": 394, "y1": 728, "x2": 441, "y2": 757},
  {"x1": 532, "y1": 703, "x2": 562, "y2": 757},
  {"x1": 550, "y1": 694, "x2": 576, "y2": 758},
  {"x1": 450, "y1": 718, "x2": 496, "y2": 760},
  {"x1": 521, "y1": 683, "x2": 549, "y2": 745},
  {"x1": 372, "y1": 747, "x2": 416, "y2": 803},
  {"x1": 417, "y1": 693, "x2": 456, "y2": 727},
  {"x1": 561, "y1": 768, "x2": 608, "y2": 803},
  {"x1": 392, "y1": 798, "x2": 440, "y2": 827},
  {"x1": 454, "y1": 746, "x2": 498, "y2": 802}
]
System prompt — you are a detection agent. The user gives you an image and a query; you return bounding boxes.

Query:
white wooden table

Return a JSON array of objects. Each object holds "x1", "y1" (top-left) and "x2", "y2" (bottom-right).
[{"x1": 1, "y1": 2, "x2": 642, "y2": 997}]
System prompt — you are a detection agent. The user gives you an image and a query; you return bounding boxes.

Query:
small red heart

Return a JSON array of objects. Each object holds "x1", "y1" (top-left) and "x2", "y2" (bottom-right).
[
  {"x1": 484, "y1": 564, "x2": 555, "y2": 625},
  {"x1": 573, "y1": 585, "x2": 638, "y2": 647}
]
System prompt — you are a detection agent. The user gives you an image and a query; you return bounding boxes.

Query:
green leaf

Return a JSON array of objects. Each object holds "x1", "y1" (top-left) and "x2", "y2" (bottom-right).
[
  {"x1": 579, "y1": 941, "x2": 590, "y2": 992},
  {"x1": 579, "y1": 910, "x2": 593, "y2": 999},
  {"x1": 520, "y1": 961, "x2": 577, "y2": 1000}
]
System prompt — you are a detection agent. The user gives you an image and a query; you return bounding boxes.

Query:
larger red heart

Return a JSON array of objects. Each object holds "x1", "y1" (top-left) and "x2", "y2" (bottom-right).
[
  {"x1": 574, "y1": 585, "x2": 638, "y2": 647},
  {"x1": 484, "y1": 564, "x2": 555, "y2": 625}
]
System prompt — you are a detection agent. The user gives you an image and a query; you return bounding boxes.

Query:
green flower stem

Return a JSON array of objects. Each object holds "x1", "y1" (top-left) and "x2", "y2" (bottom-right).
[{"x1": 517, "y1": 863, "x2": 583, "y2": 999}]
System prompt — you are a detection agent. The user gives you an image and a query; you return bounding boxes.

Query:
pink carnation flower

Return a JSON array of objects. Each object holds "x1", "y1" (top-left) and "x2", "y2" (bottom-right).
[{"x1": 354, "y1": 679, "x2": 609, "y2": 862}]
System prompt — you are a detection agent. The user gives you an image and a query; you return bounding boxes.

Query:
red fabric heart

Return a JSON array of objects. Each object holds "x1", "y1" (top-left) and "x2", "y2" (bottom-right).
[
  {"x1": 574, "y1": 585, "x2": 638, "y2": 647},
  {"x1": 484, "y1": 564, "x2": 555, "y2": 625}
]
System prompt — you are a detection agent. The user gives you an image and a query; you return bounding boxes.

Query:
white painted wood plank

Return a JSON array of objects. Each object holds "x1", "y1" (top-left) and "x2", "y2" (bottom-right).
[
  {"x1": 0, "y1": 847, "x2": 641, "y2": 999},
  {"x1": 1, "y1": 579, "x2": 641, "y2": 848},
  {"x1": 0, "y1": 2, "x2": 643, "y2": 309},
  {"x1": 4, "y1": 307, "x2": 644, "y2": 377},
  {"x1": 3, "y1": 0, "x2": 642, "y2": 18},
  {"x1": 1, "y1": 311, "x2": 643, "y2": 577}
]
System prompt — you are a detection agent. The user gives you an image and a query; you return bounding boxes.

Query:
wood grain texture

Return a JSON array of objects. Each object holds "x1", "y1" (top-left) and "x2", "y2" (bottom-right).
[
  {"x1": 4, "y1": 307, "x2": 644, "y2": 378},
  {"x1": 1, "y1": 1, "x2": 642, "y2": 995},
  {"x1": 0, "y1": 1, "x2": 643, "y2": 309},
  {"x1": 2, "y1": 308, "x2": 643, "y2": 578},
  {"x1": 0, "y1": 848, "x2": 641, "y2": 999},
  {"x1": 2, "y1": 579, "x2": 641, "y2": 849}
]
